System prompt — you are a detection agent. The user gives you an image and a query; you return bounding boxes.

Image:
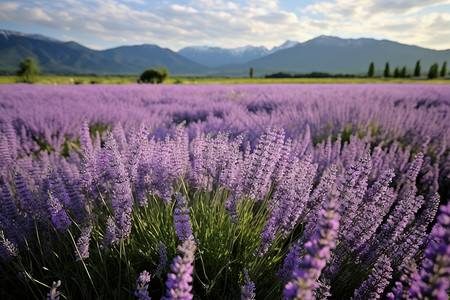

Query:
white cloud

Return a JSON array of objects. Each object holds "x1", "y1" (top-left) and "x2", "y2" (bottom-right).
[
  {"x1": 0, "y1": 0, "x2": 449, "y2": 50},
  {"x1": 0, "y1": 2, "x2": 23, "y2": 21}
]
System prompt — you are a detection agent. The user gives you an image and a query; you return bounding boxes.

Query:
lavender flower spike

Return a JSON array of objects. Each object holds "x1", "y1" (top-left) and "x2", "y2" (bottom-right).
[
  {"x1": 75, "y1": 224, "x2": 93, "y2": 261},
  {"x1": 46, "y1": 280, "x2": 61, "y2": 300},
  {"x1": 284, "y1": 197, "x2": 340, "y2": 300},
  {"x1": 408, "y1": 202, "x2": 450, "y2": 300},
  {"x1": 351, "y1": 255, "x2": 392, "y2": 300},
  {"x1": 0, "y1": 230, "x2": 18, "y2": 261},
  {"x1": 162, "y1": 239, "x2": 196, "y2": 300},
  {"x1": 134, "y1": 270, "x2": 152, "y2": 300},
  {"x1": 156, "y1": 241, "x2": 168, "y2": 279},
  {"x1": 241, "y1": 268, "x2": 256, "y2": 300},
  {"x1": 174, "y1": 193, "x2": 194, "y2": 242}
]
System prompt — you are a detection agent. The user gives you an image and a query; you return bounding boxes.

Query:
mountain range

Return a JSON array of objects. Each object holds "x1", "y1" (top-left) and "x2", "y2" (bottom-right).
[{"x1": 1, "y1": 30, "x2": 449, "y2": 77}]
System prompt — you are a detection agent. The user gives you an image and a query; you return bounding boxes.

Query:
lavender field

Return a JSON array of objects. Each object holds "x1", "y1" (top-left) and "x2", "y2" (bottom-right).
[{"x1": 0, "y1": 83, "x2": 449, "y2": 299}]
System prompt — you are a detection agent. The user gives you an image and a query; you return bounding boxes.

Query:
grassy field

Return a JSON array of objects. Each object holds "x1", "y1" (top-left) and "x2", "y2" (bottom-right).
[{"x1": 1, "y1": 75, "x2": 449, "y2": 84}]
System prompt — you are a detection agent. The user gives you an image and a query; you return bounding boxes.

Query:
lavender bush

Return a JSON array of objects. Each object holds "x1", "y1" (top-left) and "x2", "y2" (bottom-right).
[{"x1": 0, "y1": 84, "x2": 449, "y2": 299}]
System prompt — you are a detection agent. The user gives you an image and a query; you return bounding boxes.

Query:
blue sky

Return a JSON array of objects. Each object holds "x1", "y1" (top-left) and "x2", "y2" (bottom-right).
[{"x1": 1, "y1": 0, "x2": 449, "y2": 50}]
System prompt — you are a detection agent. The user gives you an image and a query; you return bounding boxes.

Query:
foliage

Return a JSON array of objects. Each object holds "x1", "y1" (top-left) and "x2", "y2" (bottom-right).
[
  {"x1": 384, "y1": 62, "x2": 391, "y2": 78},
  {"x1": 265, "y1": 72, "x2": 356, "y2": 78},
  {"x1": 139, "y1": 68, "x2": 169, "y2": 84},
  {"x1": 440, "y1": 61, "x2": 447, "y2": 77},
  {"x1": 367, "y1": 62, "x2": 374, "y2": 78},
  {"x1": 17, "y1": 57, "x2": 40, "y2": 83},
  {"x1": 428, "y1": 63, "x2": 439, "y2": 79},
  {"x1": 249, "y1": 67, "x2": 254, "y2": 79},
  {"x1": 414, "y1": 60, "x2": 421, "y2": 77}
]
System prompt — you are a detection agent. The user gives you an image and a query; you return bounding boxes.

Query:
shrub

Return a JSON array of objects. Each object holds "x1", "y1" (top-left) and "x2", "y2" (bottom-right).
[{"x1": 139, "y1": 68, "x2": 169, "y2": 84}]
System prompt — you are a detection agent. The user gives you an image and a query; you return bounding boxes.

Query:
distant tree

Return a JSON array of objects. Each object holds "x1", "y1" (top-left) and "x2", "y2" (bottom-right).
[
  {"x1": 428, "y1": 63, "x2": 439, "y2": 79},
  {"x1": 400, "y1": 66, "x2": 407, "y2": 78},
  {"x1": 440, "y1": 61, "x2": 447, "y2": 77},
  {"x1": 249, "y1": 67, "x2": 254, "y2": 79},
  {"x1": 384, "y1": 62, "x2": 391, "y2": 78},
  {"x1": 394, "y1": 67, "x2": 400, "y2": 78},
  {"x1": 139, "y1": 68, "x2": 169, "y2": 84},
  {"x1": 414, "y1": 60, "x2": 421, "y2": 77},
  {"x1": 368, "y1": 62, "x2": 375, "y2": 77},
  {"x1": 17, "y1": 57, "x2": 40, "y2": 83}
]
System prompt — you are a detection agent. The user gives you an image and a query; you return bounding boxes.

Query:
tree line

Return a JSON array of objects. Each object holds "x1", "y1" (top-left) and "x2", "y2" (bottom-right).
[{"x1": 368, "y1": 60, "x2": 448, "y2": 79}]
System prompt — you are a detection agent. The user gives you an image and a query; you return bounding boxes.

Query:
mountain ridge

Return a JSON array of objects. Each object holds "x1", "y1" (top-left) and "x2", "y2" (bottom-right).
[{"x1": 1, "y1": 29, "x2": 449, "y2": 76}]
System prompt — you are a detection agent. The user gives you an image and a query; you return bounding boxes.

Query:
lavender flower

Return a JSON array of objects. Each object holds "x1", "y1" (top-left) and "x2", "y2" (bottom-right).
[
  {"x1": 103, "y1": 216, "x2": 119, "y2": 247},
  {"x1": 0, "y1": 230, "x2": 18, "y2": 261},
  {"x1": 284, "y1": 198, "x2": 340, "y2": 300},
  {"x1": 47, "y1": 195, "x2": 72, "y2": 233},
  {"x1": 174, "y1": 193, "x2": 194, "y2": 242},
  {"x1": 277, "y1": 242, "x2": 303, "y2": 283},
  {"x1": 241, "y1": 268, "x2": 255, "y2": 300},
  {"x1": 162, "y1": 239, "x2": 196, "y2": 300},
  {"x1": 104, "y1": 132, "x2": 133, "y2": 240},
  {"x1": 408, "y1": 202, "x2": 450, "y2": 300},
  {"x1": 156, "y1": 241, "x2": 168, "y2": 279},
  {"x1": 46, "y1": 280, "x2": 61, "y2": 300},
  {"x1": 134, "y1": 270, "x2": 152, "y2": 300},
  {"x1": 75, "y1": 224, "x2": 93, "y2": 261},
  {"x1": 351, "y1": 255, "x2": 392, "y2": 300}
]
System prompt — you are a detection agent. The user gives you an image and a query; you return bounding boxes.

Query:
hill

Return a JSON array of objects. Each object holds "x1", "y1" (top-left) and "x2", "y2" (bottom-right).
[{"x1": 1, "y1": 30, "x2": 449, "y2": 77}]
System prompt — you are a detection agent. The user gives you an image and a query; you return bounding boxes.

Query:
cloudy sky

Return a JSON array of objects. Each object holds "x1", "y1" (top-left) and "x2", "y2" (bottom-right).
[{"x1": 1, "y1": 0, "x2": 449, "y2": 51}]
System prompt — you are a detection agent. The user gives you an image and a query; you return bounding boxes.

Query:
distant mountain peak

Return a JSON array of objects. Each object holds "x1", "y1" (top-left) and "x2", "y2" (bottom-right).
[
  {"x1": 0, "y1": 29, "x2": 60, "y2": 42},
  {"x1": 269, "y1": 40, "x2": 299, "y2": 53}
]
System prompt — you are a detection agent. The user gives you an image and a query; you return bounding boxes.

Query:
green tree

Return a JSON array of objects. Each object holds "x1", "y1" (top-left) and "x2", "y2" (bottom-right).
[
  {"x1": 414, "y1": 60, "x2": 421, "y2": 77},
  {"x1": 139, "y1": 68, "x2": 169, "y2": 84},
  {"x1": 384, "y1": 62, "x2": 391, "y2": 78},
  {"x1": 17, "y1": 57, "x2": 40, "y2": 83},
  {"x1": 394, "y1": 67, "x2": 400, "y2": 78},
  {"x1": 428, "y1": 63, "x2": 439, "y2": 79},
  {"x1": 249, "y1": 67, "x2": 254, "y2": 79},
  {"x1": 400, "y1": 66, "x2": 407, "y2": 78},
  {"x1": 368, "y1": 62, "x2": 375, "y2": 78},
  {"x1": 440, "y1": 61, "x2": 447, "y2": 77}
]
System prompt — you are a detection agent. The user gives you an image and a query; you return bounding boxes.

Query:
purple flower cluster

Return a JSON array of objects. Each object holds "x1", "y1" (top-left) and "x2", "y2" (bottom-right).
[
  {"x1": 156, "y1": 241, "x2": 168, "y2": 278},
  {"x1": 284, "y1": 198, "x2": 340, "y2": 300},
  {"x1": 241, "y1": 268, "x2": 255, "y2": 300},
  {"x1": 134, "y1": 270, "x2": 152, "y2": 300},
  {"x1": 75, "y1": 224, "x2": 93, "y2": 261},
  {"x1": 173, "y1": 193, "x2": 194, "y2": 243},
  {"x1": 0, "y1": 82, "x2": 449, "y2": 299},
  {"x1": 162, "y1": 239, "x2": 196, "y2": 300},
  {"x1": 408, "y1": 202, "x2": 450, "y2": 300},
  {"x1": 46, "y1": 280, "x2": 61, "y2": 300},
  {"x1": 351, "y1": 255, "x2": 393, "y2": 300}
]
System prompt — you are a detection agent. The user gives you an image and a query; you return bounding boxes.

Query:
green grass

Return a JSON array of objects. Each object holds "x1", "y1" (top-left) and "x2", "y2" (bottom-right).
[{"x1": 1, "y1": 75, "x2": 449, "y2": 84}]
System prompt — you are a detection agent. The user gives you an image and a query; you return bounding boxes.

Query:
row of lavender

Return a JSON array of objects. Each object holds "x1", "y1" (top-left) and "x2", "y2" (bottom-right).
[
  {"x1": 0, "y1": 116, "x2": 448, "y2": 299},
  {"x1": 1, "y1": 84, "x2": 449, "y2": 155}
]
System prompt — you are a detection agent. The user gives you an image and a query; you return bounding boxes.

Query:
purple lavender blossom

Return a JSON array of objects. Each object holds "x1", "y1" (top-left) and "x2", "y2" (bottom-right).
[
  {"x1": 162, "y1": 239, "x2": 196, "y2": 300},
  {"x1": 134, "y1": 270, "x2": 152, "y2": 300},
  {"x1": 75, "y1": 224, "x2": 93, "y2": 261},
  {"x1": 241, "y1": 268, "x2": 255, "y2": 300},
  {"x1": 47, "y1": 195, "x2": 72, "y2": 233},
  {"x1": 46, "y1": 280, "x2": 61, "y2": 300},
  {"x1": 104, "y1": 132, "x2": 133, "y2": 240},
  {"x1": 277, "y1": 242, "x2": 303, "y2": 283},
  {"x1": 284, "y1": 198, "x2": 340, "y2": 300},
  {"x1": 0, "y1": 230, "x2": 18, "y2": 261},
  {"x1": 225, "y1": 193, "x2": 238, "y2": 224},
  {"x1": 408, "y1": 202, "x2": 450, "y2": 300},
  {"x1": 156, "y1": 241, "x2": 168, "y2": 278},
  {"x1": 174, "y1": 193, "x2": 194, "y2": 242},
  {"x1": 351, "y1": 255, "x2": 392, "y2": 300},
  {"x1": 103, "y1": 216, "x2": 119, "y2": 247}
]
